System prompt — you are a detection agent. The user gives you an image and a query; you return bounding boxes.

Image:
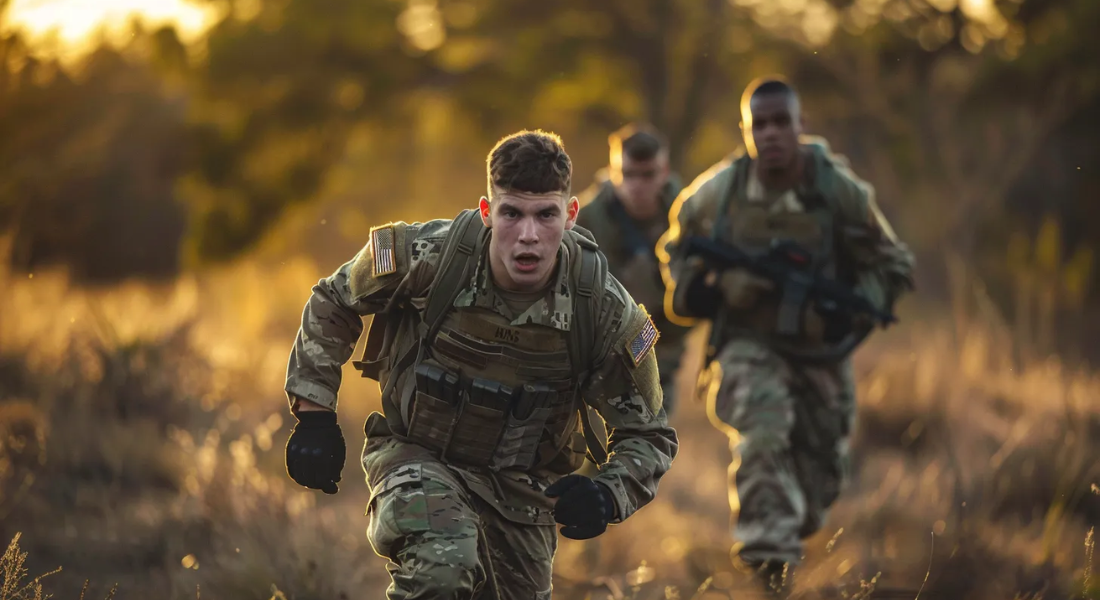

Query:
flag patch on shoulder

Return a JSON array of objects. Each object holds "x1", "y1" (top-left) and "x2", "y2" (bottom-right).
[
  {"x1": 370, "y1": 224, "x2": 396, "y2": 277},
  {"x1": 626, "y1": 310, "x2": 660, "y2": 367}
]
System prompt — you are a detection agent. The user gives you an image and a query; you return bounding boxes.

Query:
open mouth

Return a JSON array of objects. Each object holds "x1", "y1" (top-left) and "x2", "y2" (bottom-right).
[{"x1": 514, "y1": 254, "x2": 540, "y2": 273}]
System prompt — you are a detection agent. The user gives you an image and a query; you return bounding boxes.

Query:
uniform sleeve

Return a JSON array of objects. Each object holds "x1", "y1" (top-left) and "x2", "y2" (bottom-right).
[
  {"x1": 284, "y1": 221, "x2": 443, "y2": 412},
  {"x1": 580, "y1": 281, "x2": 679, "y2": 523},
  {"x1": 828, "y1": 162, "x2": 916, "y2": 311},
  {"x1": 657, "y1": 160, "x2": 734, "y2": 325}
]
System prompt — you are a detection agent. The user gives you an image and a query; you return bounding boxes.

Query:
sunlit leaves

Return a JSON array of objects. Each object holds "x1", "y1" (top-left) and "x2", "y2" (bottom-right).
[{"x1": 396, "y1": 0, "x2": 445, "y2": 53}]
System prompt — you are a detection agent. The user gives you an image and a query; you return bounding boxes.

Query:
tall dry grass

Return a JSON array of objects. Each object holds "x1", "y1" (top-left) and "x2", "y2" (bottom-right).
[{"x1": 1, "y1": 234, "x2": 1098, "y2": 599}]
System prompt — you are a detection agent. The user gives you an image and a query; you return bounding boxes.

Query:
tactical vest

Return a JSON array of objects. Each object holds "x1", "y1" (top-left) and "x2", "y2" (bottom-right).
[
  {"x1": 354, "y1": 209, "x2": 610, "y2": 473},
  {"x1": 708, "y1": 150, "x2": 844, "y2": 349}
]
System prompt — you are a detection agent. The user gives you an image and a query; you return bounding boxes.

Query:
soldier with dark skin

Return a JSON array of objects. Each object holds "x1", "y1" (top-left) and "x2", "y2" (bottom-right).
[
  {"x1": 283, "y1": 130, "x2": 678, "y2": 599},
  {"x1": 660, "y1": 78, "x2": 915, "y2": 596},
  {"x1": 576, "y1": 123, "x2": 692, "y2": 416}
]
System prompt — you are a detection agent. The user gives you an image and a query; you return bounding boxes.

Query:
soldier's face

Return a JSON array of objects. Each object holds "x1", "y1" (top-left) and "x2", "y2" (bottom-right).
[
  {"x1": 612, "y1": 153, "x2": 670, "y2": 220},
  {"x1": 746, "y1": 93, "x2": 803, "y2": 171},
  {"x1": 480, "y1": 189, "x2": 580, "y2": 292}
]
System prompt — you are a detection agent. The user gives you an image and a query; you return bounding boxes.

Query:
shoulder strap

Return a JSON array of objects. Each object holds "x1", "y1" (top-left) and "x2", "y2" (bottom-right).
[
  {"x1": 352, "y1": 313, "x2": 395, "y2": 381},
  {"x1": 359, "y1": 210, "x2": 485, "y2": 400},
  {"x1": 566, "y1": 234, "x2": 611, "y2": 464},
  {"x1": 794, "y1": 146, "x2": 835, "y2": 212},
  {"x1": 712, "y1": 155, "x2": 752, "y2": 241},
  {"x1": 423, "y1": 209, "x2": 487, "y2": 343}
]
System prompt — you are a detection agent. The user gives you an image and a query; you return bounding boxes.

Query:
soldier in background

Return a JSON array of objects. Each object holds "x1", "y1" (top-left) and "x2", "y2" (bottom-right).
[
  {"x1": 282, "y1": 130, "x2": 678, "y2": 599},
  {"x1": 660, "y1": 78, "x2": 915, "y2": 596},
  {"x1": 577, "y1": 123, "x2": 692, "y2": 417}
]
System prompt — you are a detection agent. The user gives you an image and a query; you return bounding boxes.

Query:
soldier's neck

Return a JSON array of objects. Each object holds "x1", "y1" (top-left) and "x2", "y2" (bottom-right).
[
  {"x1": 614, "y1": 190, "x2": 661, "y2": 222},
  {"x1": 754, "y1": 152, "x2": 805, "y2": 191},
  {"x1": 488, "y1": 257, "x2": 559, "y2": 295}
]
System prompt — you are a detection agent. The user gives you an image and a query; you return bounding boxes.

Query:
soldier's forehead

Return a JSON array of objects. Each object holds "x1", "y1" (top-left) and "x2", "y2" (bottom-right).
[
  {"x1": 621, "y1": 155, "x2": 664, "y2": 168},
  {"x1": 750, "y1": 92, "x2": 799, "y2": 115},
  {"x1": 494, "y1": 190, "x2": 567, "y2": 208}
]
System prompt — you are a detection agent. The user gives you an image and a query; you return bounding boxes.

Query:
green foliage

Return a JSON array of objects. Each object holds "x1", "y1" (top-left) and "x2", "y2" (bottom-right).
[
  {"x1": 1, "y1": 0, "x2": 1099, "y2": 305},
  {"x1": 180, "y1": 0, "x2": 431, "y2": 264},
  {"x1": 176, "y1": 0, "x2": 765, "y2": 264}
]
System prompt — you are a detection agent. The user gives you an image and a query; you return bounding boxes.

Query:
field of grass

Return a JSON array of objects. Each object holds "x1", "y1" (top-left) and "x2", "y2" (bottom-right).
[{"x1": 1, "y1": 240, "x2": 1098, "y2": 600}]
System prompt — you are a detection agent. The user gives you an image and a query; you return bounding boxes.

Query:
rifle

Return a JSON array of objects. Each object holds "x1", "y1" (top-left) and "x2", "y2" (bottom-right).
[{"x1": 681, "y1": 235, "x2": 897, "y2": 364}]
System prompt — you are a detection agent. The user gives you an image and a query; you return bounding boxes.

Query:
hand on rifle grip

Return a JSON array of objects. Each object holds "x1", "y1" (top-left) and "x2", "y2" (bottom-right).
[{"x1": 717, "y1": 268, "x2": 774, "y2": 310}]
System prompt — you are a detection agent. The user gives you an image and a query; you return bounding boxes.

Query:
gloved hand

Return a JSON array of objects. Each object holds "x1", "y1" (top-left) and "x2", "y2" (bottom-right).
[
  {"x1": 715, "y1": 267, "x2": 774, "y2": 309},
  {"x1": 285, "y1": 410, "x2": 346, "y2": 494},
  {"x1": 805, "y1": 301, "x2": 876, "y2": 343},
  {"x1": 544, "y1": 474, "x2": 616, "y2": 540},
  {"x1": 803, "y1": 301, "x2": 829, "y2": 343}
]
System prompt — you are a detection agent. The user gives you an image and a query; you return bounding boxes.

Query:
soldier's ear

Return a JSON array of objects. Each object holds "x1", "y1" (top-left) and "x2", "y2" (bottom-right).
[
  {"x1": 479, "y1": 197, "x2": 491, "y2": 227},
  {"x1": 565, "y1": 196, "x2": 579, "y2": 230}
]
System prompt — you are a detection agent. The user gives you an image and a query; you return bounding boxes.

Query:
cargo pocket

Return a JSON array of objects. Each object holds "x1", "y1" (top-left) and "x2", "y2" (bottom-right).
[{"x1": 366, "y1": 464, "x2": 432, "y2": 560}]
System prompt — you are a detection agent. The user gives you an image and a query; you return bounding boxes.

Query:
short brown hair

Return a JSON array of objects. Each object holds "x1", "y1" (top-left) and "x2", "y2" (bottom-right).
[
  {"x1": 609, "y1": 123, "x2": 667, "y2": 161},
  {"x1": 487, "y1": 130, "x2": 572, "y2": 197}
]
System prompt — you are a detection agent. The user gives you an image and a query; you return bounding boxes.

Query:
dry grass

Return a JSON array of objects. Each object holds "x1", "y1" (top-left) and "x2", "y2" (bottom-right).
[{"x1": 1, "y1": 238, "x2": 1099, "y2": 599}]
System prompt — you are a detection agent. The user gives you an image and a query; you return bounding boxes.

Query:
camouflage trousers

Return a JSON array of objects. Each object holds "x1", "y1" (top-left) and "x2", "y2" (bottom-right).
[
  {"x1": 705, "y1": 338, "x2": 856, "y2": 567},
  {"x1": 364, "y1": 450, "x2": 556, "y2": 600}
]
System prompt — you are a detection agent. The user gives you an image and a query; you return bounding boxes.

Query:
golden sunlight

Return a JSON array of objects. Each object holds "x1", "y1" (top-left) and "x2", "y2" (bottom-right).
[{"x1": 7, "y1": 0, "x2": 219, "y2": 49}]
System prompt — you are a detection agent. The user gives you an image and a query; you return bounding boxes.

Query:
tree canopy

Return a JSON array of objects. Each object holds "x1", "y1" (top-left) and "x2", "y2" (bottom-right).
[{"x1": 1, "y1": 0, "x2": 1097, "y2": 330}]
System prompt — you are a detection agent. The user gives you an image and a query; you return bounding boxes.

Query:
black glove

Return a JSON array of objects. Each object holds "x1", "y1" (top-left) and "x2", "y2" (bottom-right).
[
  {"x1": 810, "y1": 299, "x2": 853, "y2": 343},
  {"x1": 544, "y1": 474, "x2": 615, "y2": 540},
  {"x1": 285, "y1": 410, "x2": 345, "y2": 494}
]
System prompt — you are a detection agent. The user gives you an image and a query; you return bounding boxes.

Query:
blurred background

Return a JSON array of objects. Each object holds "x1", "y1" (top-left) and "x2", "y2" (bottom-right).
[{"x1": 1, "y1": 0, "x2": 1098, "y2": 597}]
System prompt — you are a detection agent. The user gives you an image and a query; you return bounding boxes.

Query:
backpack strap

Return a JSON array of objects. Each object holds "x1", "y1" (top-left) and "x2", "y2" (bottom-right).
[
  {"x1": 566, "y1": 228, "x2": 611, "y2": 465},
  {"x1": 422, "y1": 209, "x2": 488, "y2": 344},
  {"x1": 352, "y1": 210, "x2": 486, "y2": 384},
  {"x1": 711, "y1": 154, "x2": 751, "y2": 241},
  {"x1": 351, "y1": 313, "x2": 395, "y2": 381}
]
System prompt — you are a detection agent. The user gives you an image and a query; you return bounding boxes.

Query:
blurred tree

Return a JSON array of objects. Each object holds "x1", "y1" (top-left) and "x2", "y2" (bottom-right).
[
  {"x1": 178, "y1": 0, "x2": 779, "y2": 264},
  {"x1": 426, "y1": 0, "x2": 767, "y2": 173},
  {"x1": 177, "y1": 0, "x2": 436, "y2": 266},
  {"x1": 0, "y1": 13, "x2": 191, "y2": 283}
]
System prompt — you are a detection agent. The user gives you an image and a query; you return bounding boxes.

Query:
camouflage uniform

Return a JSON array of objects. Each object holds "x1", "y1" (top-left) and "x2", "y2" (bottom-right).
[
  {"x1": 576, "y1": 171, "x2": 692, "y2": 415},
  {"x1": 660, "y1": 138, "x2": 914, "y2": 570},
  {"x1": 286, "y1": 211, "x2": 678, "y2": 599}
]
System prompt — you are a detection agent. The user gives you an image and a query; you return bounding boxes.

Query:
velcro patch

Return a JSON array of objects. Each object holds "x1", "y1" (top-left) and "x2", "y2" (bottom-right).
[
  {"x1": 626, "y1": 308, "x2": 660, "y2": 367},
  {"x1": 371, "y1": 224, "x2": 397, "y2": 277}
]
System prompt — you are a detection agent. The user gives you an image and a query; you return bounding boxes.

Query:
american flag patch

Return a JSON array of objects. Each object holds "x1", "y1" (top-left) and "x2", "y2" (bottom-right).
[
  {"x1": 626, "y1": 312, "x2": 659, "y2": 367},
  {"x1": 370, "y1": 224, "x2": 397, "y2": 277}
]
